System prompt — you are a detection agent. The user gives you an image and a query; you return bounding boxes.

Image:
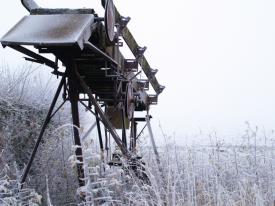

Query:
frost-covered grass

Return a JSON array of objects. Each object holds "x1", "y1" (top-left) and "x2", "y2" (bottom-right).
[
  {"x1": 0, "y1": 65, "x2": 79, "y2": 205},
  {"x1": 0, "y1": 66, "x2": 274, "y2": 205},
  {"x1": 125, "y1": 126, "x2": 275, "y2": 206},
  {"x1": 75, "y1": 128, "x2": 274, "y2": 206},
  {"x1": 142, "y1": 143, "x2": 274, "y2": 205}
]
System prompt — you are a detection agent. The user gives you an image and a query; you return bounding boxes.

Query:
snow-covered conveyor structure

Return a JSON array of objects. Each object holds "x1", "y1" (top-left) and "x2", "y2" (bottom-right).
[{"x1": 1, "y1": 0, "x2": 164, "y2": 187}]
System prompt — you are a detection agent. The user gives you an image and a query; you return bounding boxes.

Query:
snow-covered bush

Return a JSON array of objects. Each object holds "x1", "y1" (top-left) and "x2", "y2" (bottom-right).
[
  {"x1": 0, "y1": 156, "x2": 42, "y2": 205},
  {"x1": 0, "y1": 65, "x2": 80, "y2": 205}
]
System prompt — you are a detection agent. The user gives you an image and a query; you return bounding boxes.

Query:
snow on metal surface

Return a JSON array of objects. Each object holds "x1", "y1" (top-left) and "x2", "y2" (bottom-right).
[{"x1": 1, "y1": 14, "x2": 95, "y2": 50}]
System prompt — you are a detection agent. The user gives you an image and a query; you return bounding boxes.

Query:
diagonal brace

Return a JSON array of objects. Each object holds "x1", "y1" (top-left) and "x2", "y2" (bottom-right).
[
  {"x1": 74, "y1": 68, "x2": 130, "y2": 158},
  {"x1": 20, "y1": 75, "x2": 65, "y2": 185},
  {"x1": 8, "y1": 45, "x2": 58, "y2": 69}
]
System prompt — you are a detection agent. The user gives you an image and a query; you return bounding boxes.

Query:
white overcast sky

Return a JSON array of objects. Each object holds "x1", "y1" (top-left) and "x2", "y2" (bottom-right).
[{"x1": 1, "y1": 0, "x2": 275, "y2": 144}]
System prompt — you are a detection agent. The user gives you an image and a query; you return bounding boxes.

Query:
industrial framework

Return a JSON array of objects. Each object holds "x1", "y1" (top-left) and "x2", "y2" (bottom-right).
[{"x1": 1, "y1": 0, "x2": 164, "y2": 187}]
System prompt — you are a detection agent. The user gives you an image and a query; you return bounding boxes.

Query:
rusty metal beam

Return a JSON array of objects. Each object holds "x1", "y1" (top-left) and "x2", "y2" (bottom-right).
[
  {"x1": 95, "y1": 109, "x2": 104, "y2": 151},
  {"x1": 31, "y1": 8, "x2": 95, "y2": 15},
  {"x1": 74, "y1": 66, "x2": 130, "y2": 157},
  {"x1": 84, "y1": 42, "x2": 118, "y2": 66},
  {"x1": 8, "y1": 45, "x2": 58, "y2": 69},
  {"x1": 121, "y1": 108, "x2": 127, "y2": 147},
  {"x1": 121, "y1": 28, "x2": 164, "y2": 94},
  {"x1": 68, "y1": 59, "x2": 85, "y2": 187},
  {"x1": 101, "y1": 0, "x2": 164, "y2": 94}
]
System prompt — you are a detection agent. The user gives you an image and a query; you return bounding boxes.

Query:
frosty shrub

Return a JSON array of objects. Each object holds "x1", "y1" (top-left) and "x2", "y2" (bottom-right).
[
  {"x1": 0, "y1": 163, "x2": 42, "y2": 205},
  {"x1": 0, "y1": 65, "x2": 80, "y2": 205}
]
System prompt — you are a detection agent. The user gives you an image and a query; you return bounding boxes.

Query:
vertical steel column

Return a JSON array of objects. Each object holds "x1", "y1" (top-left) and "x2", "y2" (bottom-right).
[
  {"x1": 146, "y1": 115, "x2": 161, "y2": 166},
  {"x1": 121, "y1": 108, "x2": 127, "y2": 148},
  {"x1": 104, "y1": 107, "x2": 109, "y2": 155},
  {"x1": 95, "y1": 109, "x2": 104, "y2": 151},
  {"x1": 130, "y1": 119, "x2": 137, "y2": 151},
  {"x1": 68, "y1": 59, "x2": 85, "y2": 187},
  {"x1": 133, "y1": 121, "x2": 137, "y2": 150}
]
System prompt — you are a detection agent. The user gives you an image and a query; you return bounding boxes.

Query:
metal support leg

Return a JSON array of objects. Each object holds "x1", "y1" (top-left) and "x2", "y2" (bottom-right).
[
  {"x1": 20, "y1": 75, "x2": 65, "y2": 185},
  {"x1": 104, "y1": 107, "x2": 109, "y2": 158},
  {"x1": 130, "y1": 119, "x2": 137, "y2": 152},
  {"x1": 74, "y1": 67, "x2": 129, "y2": 157},
  {"x1": 68, "y1": 61, "x2": 85, "y2": 187},
  {"x1": 95, "y1": 109, "x2": 104, "y2": 152},
  {"x1": 146, "y1": 115, "x2": 165, "y2": 186},
  {"x1": 146, "y1": 115, "x2": 161, "y2": 167},
  {"x1": 121, "y1": 108, "x2": 127, "y2": 148},
  {"x1": 105, "y1": 128, "x2": 109, "y2": 155},
  {"x1": 133, "y1": 121, "x2": 137, "y2": 150}
]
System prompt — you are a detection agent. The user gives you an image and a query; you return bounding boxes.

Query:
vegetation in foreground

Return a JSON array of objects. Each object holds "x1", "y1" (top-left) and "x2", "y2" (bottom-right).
[{"x1": 0, "y1": 66, "x2": 274, "y2": 205}]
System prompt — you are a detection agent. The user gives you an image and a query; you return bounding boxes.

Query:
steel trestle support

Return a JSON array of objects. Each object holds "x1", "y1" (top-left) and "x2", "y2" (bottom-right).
[
  {"x1": 95, "y1": 109, "x2": 104, "y2": 152},
  {"x1": 68, "y1": 59, "x2": 85, "y2": 187},
  {"x1": 74, "y1": 67, "x2": 130, "y2": 158}
]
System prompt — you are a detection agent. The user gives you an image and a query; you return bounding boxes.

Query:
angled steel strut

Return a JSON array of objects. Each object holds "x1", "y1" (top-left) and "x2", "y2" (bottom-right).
[{"x1": 21, "y1": 75, "x2": 65, "y2": 185}]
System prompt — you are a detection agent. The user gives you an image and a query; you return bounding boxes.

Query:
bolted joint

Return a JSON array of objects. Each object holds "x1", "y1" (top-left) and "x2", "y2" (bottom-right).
[
  {"x1": 150, "y1": 68, "x2": 158, "y2": 75},
  {"x1": 148, "y1": 95, "x2": 158, "y2": 105},
  {"x1": 136, "y1": 46, "x2": 147, "y2": 59},
  {"x1": 157, "y1": 85, "x2": 165, "y2": 94},
  {"x1": 116, "y1": 41, "x2": 123, "y2": 47},
  {"x1": 137, "y1": 79, "x2": 149, "y2": 90},
  {"x1": 147, "y1": 68, "x2": 158, "y2": 80},
  {"x1": 124, "y1": 59, "x2": 138, "y2": 72},
  {"x1": 119, "y1": 16, "x2": 131, "y2": 30}
]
